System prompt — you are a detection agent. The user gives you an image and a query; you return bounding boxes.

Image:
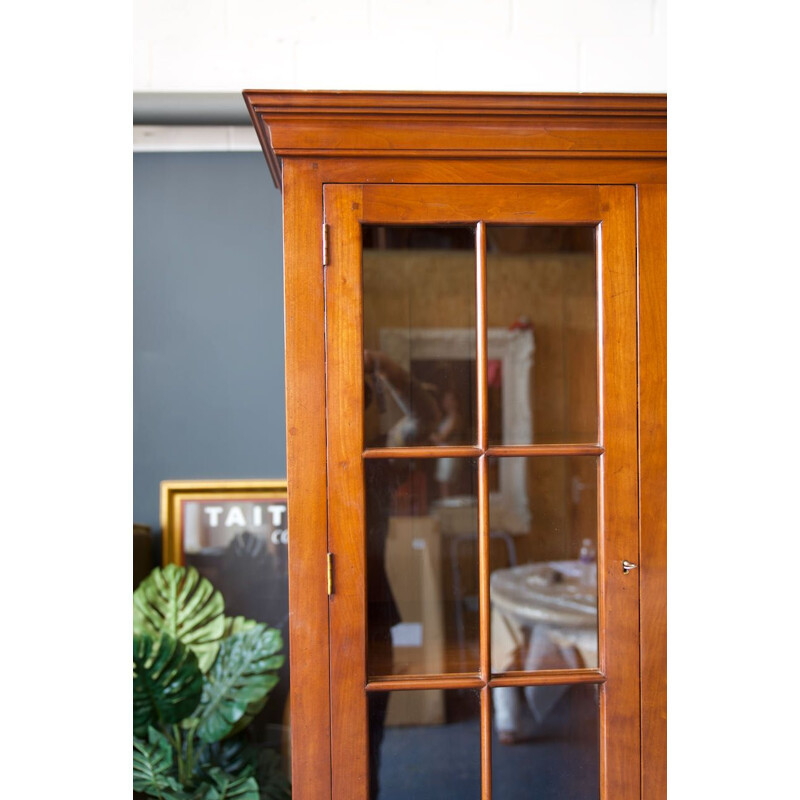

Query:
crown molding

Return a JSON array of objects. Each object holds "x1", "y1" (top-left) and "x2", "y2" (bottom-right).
[{"x1": 242, "y1": 91, "x2": 668, "y2": 188}]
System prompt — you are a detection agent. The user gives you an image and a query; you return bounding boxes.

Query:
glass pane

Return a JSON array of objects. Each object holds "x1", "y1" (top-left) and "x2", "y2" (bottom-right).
[
  {"x1": 363, "y1": 225, "x2": 477, "y2": 449},
  {"x1": 489, "y1": 457, "x2": 598, "y2": 673},
  {"x1": 370, "y1": 689, "x2": 481, "y2": 799},
  {"x1": 366, "y1": 458, "x2": 479, "y2": 677},
  {"x1": 492, "y1": 684, "x2": 599, "y2": 798},
  {"x1": 486, "y1": 225, "x2": 597, "y2": 445}
]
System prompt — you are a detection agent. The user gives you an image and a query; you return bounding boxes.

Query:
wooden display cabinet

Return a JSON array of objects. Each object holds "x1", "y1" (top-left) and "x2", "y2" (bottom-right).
[{"x1": 243, "y1": 91, "x2": 666, "y2": 800}]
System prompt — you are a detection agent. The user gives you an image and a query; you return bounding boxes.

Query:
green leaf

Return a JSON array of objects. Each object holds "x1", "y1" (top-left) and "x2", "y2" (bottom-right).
[
  {"x1": 204, "y1": 768, "x2": 260, "y2": 800},
  {"x1": 255, "y1": 749, "x2": 292, "y2": 800},
  {"x1": 134, "y1": 634, "x2": 203, "y2": 737},
  {"x1": 133, "y1": 727, "x2": 176, "y2": 794},
  {"x1": 134, "y1": 565, "x2": 226, "y2": 672},
  {"x1": 133, "y1": 728, "x2": 202, "y2": 800},
  {"x1": 195, "y1": 737, "x2": 257, "y2": 781},
  {"x1": 195, "y1": 626, "x2": 284, "y2": 743},
  {"x1": 223, "y1": 616, "x2": 258, "y2": 638}
]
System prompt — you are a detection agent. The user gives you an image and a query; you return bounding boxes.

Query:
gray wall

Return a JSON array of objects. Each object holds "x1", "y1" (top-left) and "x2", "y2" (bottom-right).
[{"x1": 133, "y1": 152, "x2": 286, "y2": 537}]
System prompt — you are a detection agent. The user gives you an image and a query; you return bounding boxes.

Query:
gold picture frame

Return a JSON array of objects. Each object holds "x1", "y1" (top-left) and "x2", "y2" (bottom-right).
[
  {"x1": 160, "y1": 478, "x2": 292, "y2": 767},
  {"x1": 160, "y1": 478, "x2": 288, "y2": 566}
]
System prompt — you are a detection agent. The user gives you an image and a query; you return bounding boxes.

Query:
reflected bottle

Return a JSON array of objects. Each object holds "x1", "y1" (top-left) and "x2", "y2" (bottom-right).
[{"x1": 578, "y1": 538, "x2": 597, "y2": 588}]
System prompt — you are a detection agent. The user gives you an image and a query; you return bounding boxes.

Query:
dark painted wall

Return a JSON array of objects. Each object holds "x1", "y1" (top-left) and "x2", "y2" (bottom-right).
[{"x1": 133, "y1": 152, "x2": 285, "y2": 538}]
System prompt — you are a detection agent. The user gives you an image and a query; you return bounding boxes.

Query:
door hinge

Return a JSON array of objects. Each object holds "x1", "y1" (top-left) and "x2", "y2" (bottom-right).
[
  {"x1": 322, "y1": 223, "x2": 330, "y2": 266},
  {"x1": 327, "y1": 552, "x2": 334, "y2": 595}
]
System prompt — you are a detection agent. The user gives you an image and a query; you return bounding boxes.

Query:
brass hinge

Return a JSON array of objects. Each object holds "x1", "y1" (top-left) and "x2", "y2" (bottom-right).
[
  {"x1": 322, "y1": 223, "x2": 330, "y2": 266},
  {"x1": 327, "y1": 552, "x2": 334, "y2": 595}
]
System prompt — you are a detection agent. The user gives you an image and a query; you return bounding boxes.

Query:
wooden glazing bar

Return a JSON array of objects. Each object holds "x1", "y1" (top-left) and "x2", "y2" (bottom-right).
[
  {"x1": 363, "y1": 445, "x2": 482, "y2": 459},
  {"x1": 486, "y1": 444, "x2": 604, "y2": 458},
  {"x1": 489, "y1": 669, "x2": 606, "y2": 688},
  {"x1": 366, "y1": 674, "x2": 484, "y2": 692},
  {"x1": 476, "y1": 220, "x2": 488, "y2": 451},
  {"x1": 476, "y1": 220, "x2": 492, "y2": 693},
  {"x1": 481, "y1": 685, "x2": 492, "y2": 800},
  {"x1": 478, "y1": 456, "x2": 491, "y2": 681}
]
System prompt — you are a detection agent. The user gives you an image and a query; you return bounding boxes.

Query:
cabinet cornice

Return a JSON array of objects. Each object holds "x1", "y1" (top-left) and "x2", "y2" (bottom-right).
[{"x1": 242, "y1": 91, "x2": 667, "y2": 188}]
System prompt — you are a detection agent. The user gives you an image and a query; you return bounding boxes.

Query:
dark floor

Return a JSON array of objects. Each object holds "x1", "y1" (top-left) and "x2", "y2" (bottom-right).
[{"x1": 372, "y1": 685, "x2": 599, "y2": 799}]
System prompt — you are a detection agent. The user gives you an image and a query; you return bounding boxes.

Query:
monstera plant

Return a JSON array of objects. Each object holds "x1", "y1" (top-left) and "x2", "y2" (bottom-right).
[{"x1": 133, "y1": 565, "x2": 291, "y2": 800}]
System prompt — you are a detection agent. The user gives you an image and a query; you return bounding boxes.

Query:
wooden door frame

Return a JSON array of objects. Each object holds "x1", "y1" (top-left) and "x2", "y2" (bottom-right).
[
  {"x1": 243, "y1": 91, "x2": 666, "y2": 800},
  {"x1": 324, "y1": 182, "x2": 641, "y2": 799}
]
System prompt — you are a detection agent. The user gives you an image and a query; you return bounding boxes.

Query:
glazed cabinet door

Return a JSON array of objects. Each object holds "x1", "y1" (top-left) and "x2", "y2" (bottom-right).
[{"x1": 324, "y1": 184, "x2": 639, "y2": 800}]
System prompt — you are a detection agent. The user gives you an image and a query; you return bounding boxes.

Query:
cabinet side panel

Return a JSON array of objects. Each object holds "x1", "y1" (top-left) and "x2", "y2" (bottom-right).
[
  {"x1": 283, "y1": 160, "x2": 332, "y2": 799},
  {"x1": 638, "y1": 183, "x2": 667, "y2": 800}
]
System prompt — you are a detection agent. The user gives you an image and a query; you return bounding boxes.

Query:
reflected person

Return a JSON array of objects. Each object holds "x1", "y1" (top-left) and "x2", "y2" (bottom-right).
[{"x1": 364, "y1": 349, "x2": 441, "y2": 799}]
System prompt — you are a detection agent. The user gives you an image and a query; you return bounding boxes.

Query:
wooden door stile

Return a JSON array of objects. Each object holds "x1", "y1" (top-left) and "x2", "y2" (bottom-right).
[
  {"x1": 637, "y1": 183, "x2": 667, "y2": 800},
  {"x1": 597, "y1": 186, "x2": 641, "y2": 798},
  {"x1": 324, "y1": 184, "x2": 369, "y2": 800}
]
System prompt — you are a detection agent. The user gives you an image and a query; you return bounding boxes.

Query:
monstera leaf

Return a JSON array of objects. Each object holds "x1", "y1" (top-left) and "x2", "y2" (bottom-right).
[
  {"x1": 255, "y1": 749, "x2": 292, "y2": 800},
  {"x1": 133, "y1": 727, "x2": 198, "y2": 799},
  {"x1": 223, "y1": 616, "x2": 258, "y2": 638},
  {"x1": 133, "y1": 727, "x2": 175, "y2": 794},
  {"x1": 195, "y1": 736, "x2": 257, "y2": 782},
  {"x1": 203, "y1": 768, "x2": 259, "y2": 800},
  {"x1": 134, "y1": 565, "x2": 226, "y2": 673},
  {"x1": 134, "y1": 633, "x2": 203, "y2": 737},
  {"x1": 195, "y1": 625, "x2": 284, "y2": 743}
]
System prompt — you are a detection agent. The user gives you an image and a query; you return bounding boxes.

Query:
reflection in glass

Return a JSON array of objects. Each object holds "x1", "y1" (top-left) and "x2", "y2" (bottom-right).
[
  {"x1": 492, "y1": 684, "x2": 599, "y2": 799},
  {"x1": 366, "y1": 459, "x2": 479, "y2": 677},
  {"x1": 489, "y1": 457, "x2": 598, "y2": 675},
  {"x1": 369, "y1": 689, "x2": 480, "y2": 800},
  {"x1": 363, "y1": 225, "x2": 477, "y2": 449},
  {"x1": 486, "y1": 225, "x2": 597, "y2": 444}
]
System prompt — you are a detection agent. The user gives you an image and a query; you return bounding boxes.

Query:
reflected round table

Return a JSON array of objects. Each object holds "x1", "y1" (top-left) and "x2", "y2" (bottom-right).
[{"x1": 490, "y1": 560, "x2": 598, "y2": 740}]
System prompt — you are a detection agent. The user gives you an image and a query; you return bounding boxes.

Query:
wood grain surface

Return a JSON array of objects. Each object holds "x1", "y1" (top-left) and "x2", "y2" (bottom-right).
[
  {"x1": 324, "y1": 184, "x2": 369, "y2": 800},
  {"x1": 242, "y1": 91, "x2": 667, "y2": 188},
  {"x1": 597, "y1": 186, "x2": 641, "y2": 799},
  {"x1": 244, "y1": 92, "x2": 666, "y2": 800},
  {"x1": 281, "y1": 160, "x2": 332, "y2": 800},
  {"x1": 638, "y1": 184, "x2": 667, "y2": 800}
]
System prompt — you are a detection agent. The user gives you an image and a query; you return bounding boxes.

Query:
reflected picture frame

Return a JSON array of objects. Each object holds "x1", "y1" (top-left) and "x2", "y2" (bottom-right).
[
  {"x1": 160, "y1": 478, "x2": 288, "y2": 566},
  {"x1": 379, "y1": 326, "x2": 534, "y2": 532}
]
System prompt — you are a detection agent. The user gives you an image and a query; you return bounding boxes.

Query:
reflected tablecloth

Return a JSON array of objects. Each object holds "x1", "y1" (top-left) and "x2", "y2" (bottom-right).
[{"x1": 491, "y1": 561, "x2": 597, "y2": 736}]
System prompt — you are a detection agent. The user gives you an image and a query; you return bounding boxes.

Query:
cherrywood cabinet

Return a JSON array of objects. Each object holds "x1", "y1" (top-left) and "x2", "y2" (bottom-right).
[{"x1": 243, "y1": 91, "x2": 666, "y2": 800}]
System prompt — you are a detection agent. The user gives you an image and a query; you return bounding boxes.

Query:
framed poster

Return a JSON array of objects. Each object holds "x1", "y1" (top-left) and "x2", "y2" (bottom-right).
[
  {"x1": 160, "y1": 479, "x2": 290, "y2": 741},
  {"x1": 161, "y1": 479, "x2": 288, "y2": 567}
]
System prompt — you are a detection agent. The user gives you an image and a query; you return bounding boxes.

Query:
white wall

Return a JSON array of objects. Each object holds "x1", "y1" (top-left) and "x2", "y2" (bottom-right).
[{"x1": 134, "y1": 0, "x2": 666, "y2": 93}]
